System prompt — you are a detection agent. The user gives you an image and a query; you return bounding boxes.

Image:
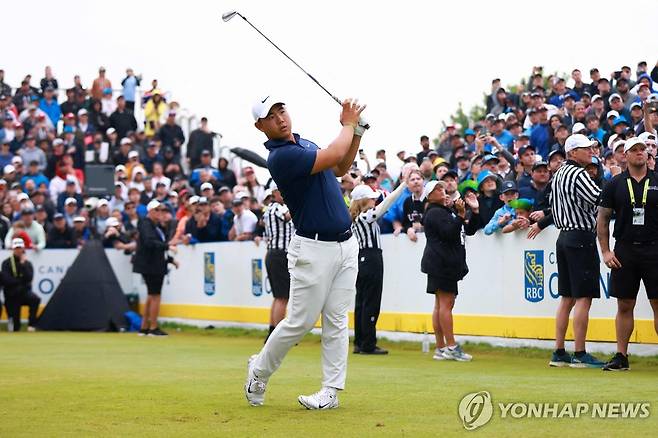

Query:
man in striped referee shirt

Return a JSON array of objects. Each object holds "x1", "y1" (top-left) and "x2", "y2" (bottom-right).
[
  {"x1": 549, "y1": 133, "x2": 604, "y2": 369},
  {"x1": 263, "y1": 182, "x2": 294, "y2": 342}
]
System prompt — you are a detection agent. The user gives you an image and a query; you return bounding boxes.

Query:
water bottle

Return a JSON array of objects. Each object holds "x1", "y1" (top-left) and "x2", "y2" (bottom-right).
[{"x1": 422, "y1": 331, "x2": 430, "y2": 353}]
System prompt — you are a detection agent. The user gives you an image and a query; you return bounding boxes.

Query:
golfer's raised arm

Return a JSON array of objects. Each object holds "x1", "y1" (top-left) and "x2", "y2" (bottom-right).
[{"x1": 311, "y1": 99, "x2": 365, "y2": 175}]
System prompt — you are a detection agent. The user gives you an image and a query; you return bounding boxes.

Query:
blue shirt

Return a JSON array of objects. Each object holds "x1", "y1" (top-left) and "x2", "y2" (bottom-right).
[
  {"x1": 39, "y1": 98, "x2": 61, "y2": 126},
  {"x1": 122, "y1": 76, "x2": 139, "y2": 102},
  {"x1": 530, "y1": 123, "x2": 550, "y2": 159},
  {"x1": 495, "y1": 130, "x2": 515, "y2": 148},
  {"x1": 484, "y1": 204, "x2": 516, "y2": 235},
  {"x1": 265, "y1": 133, "x2": 351, "y2": 235}
]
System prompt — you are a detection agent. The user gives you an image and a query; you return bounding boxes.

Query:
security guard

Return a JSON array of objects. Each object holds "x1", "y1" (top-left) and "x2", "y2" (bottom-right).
[{"x1": 598, "y1": 136, "x2": 658, "y2": 371}]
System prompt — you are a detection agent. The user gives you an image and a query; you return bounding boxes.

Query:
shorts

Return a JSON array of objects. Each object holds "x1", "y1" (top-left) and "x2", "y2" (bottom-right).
[
  {"x1": 265, "y1": 249, "x2": 290, "y2": 299},
  {"x1": 142, "y1": 274, "x2": 165, "y2": 295},
  {"x1": 610, "y1": 241, "x2": 658, "y2": 300},
  {"x1": 556, "y1": 230, "x2": 600, "y2": 299},
  {"x1": 426, "y1": 274, "x2": 458, "y2": 296}
]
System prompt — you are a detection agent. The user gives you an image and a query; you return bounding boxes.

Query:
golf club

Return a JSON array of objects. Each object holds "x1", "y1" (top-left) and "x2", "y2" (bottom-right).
[{"x1": 222, "y1": 10, "x2": 369, "y2": 129}]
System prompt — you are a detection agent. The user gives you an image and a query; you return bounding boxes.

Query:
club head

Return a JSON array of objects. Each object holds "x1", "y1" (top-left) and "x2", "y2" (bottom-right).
[{"x1": 222, "y1": 10, "x2": 238, "y2": 22}]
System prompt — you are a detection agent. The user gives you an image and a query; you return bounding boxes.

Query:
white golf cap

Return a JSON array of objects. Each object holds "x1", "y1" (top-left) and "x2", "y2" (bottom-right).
[
  {"x1": 97, "y1": 199, "x2": 109, "y2": 207},
  {"x1": 77, "y1": 108, "x2": 88, "y2": 116},
  {"x1": 3, "y1": 164, "x2": 15, "y2": 174},
  {"x1": 350, "y1": 184, "x2": 381, "y2": 201},
  {"x1": 591, "y1": 94, "x2": 602, "y2": 103},
  {"x1": 252, "y1": 95, "x2": 285, "y2": 121},
  {"x1": 200, "y1": 182, "x2": 214, "y2": 191},
  {"x1": 132, "y1": 166, "x2": 145, "y2": 175},
  {"x1": 65, "y1": 197, "x2": 77, "y2": 206},
  {"x1": 608, "y1": 93, "x2": 622, "y2": 103},
  {"x1": 12, "y1": 156, "x2": 22, "y2": 164},
  {"x1": 639, "y1": 131, "x2": 657, "y2": 146},
  {"x1": 624, "y1": 137, "x2": 647, "y2": 153},
  {"x1": 571, "y1": 122, "x2": 586, "y2": 134},
  {"x1": 53, "y1": 138, "x2": 64, "y2": 146},
  {"x1": 128, "y1": 150, "x2": 139, "y2": 158},
  {"x1": 564, "y1": 134, "x2": 597, "y2": 153},
  {"x1": 147, "y1": 200, "x2": 161, "y2": 211},
  {"x1": 235, "y1": 191, "x2": 250, "y2": 199},
  {"x1": 188, "y1": 195, "x2": 200, "y2": 205},
  {"x1": 630, "y1": 102, "x2": 643, "y2": 110},
  {"x1": 106, "y1": 127, "x2": 116, "y2": 135},
  {"x1": 120, "y1": 137, "x2": 132, "y2": 146},
  {"x1": 11, "y1": 238, "x2": 25, "y2": 249},
  {"x1": 106, "y1": 217, "x2": 120, "y2": 227},
  {"x1": 73, "y1": 216, "x2": 85, "y2": 223},
  {"x1": 115, "y1": 164, "x2": 126, "y2": 172},
  {"x1": 421, "y1": 180, "x2": 443, "y2": 201},
  {"x1": 17, "y1": 192, "x2": 29, "y2": 201},
  {"x1": 607, "y1": 110, "x2": 620, "y2": 119}
]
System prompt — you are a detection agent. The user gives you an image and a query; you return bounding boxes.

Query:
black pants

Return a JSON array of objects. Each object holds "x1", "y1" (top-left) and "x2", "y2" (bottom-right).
[
  {"x1": 126, "y1": 101, "x2": 135, "y2": 113},
  {"x1": 354, "y1": 249, "x2": 383, "y2": 352},
  {"x1": 5, "y1": 292, "x2": 41, "y2": 332}
]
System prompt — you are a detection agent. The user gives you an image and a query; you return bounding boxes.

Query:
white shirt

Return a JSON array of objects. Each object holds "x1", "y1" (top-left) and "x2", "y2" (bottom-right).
[{"x1": 234, "y1": 209, "x2": 258, "y2": 236}]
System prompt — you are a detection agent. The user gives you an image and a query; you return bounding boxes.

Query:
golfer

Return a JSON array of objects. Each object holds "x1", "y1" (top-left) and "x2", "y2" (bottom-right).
[{"x1": 245, "y1": 96, "x2": 365, "y2": 410}]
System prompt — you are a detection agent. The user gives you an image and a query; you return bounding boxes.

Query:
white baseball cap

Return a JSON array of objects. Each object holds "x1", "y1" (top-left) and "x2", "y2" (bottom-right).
[
  {"x1": 252, "y1": 95, "x2": 285, "y2": 121},
  {"x1": 3, "y1": 164, "x2": 15, "y2": 174},
  {"x1": 200, "y1": 182, "x2": 214, "y2": 192},
  {"x1": 350, "y1": 184, "x2": 380, "y2": 201},
  {"x1": 421, "y1": 180, "x2": 444, "y2": 201},
  {"x1": 591, "y1": 94, "x2": 602, "y2": 103},
  {"x1": 120, "y1": 137, "x2": 132, "y2": 146},
  {"x1": 606, "y1": 110, "x2": 620, "y2": 119},
  {"x1": 77, "y1": 108, "x2": 88, "y2": 116},
  {"x1": 564, "y1": 134, "x2": 597, "y2": 153},
  {"x1": 73, "y1": 216, "x2": 86, "y2": 223},
  {"x1": 65, "y1": 197, "x2": 77, "y2": 206},
  {"x1": 624, "y1": 137, "x2": 647, "y2": 153},
  {"x1": 106, "y1": 217, "x2": 120, "y2": 227},
  {"x1": 11, "y1": 238, "x2": 25, "y2": 249},
  {"x1": 571, "y1": 122, "x2": 586, "y2": 134},
  {"x1": 630, "y1": 102, "x2": 643, "y2": 110},
  {"x1": 638, "y1": 131, "x2": 657, "y2": 146},
  {"x1": 97, "y1": 199, "x2": 109, "y2": 207},
  {"x1": 53, "y1": 138, "x2": 64, "y2": 146},
  {"x1": 147, "y1": 200, "x2": 161, "y2": 211},
  {"x1": 11, "y1": 156, "x2": 22, "y2": 164},
  {"x1": 235, "y1": 191, "x2": 250, "y2": 199},
  {"x1": 17, "y1": 192, "x2": 29, "y2": 201},
  {"x1": 106, "y1": 127, "x2": 116, "y2": 136},
  {"x1": 188, "y1": 195, "x2": 200, "y2": 205},
  {"x1": 608, "y1": 93, "x2": 622, "y2": 104},
  {"x1": 128, "y1": 150, "x2": 139, "y2": 159},
  {"x1": 115, "y1": 164, "x2": 126, "y2": 172}
]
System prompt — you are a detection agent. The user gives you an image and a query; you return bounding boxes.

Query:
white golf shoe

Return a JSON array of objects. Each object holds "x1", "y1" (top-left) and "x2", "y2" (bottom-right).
[
  {"x1": 298, "y1": 387, "x2": 339, "y2": 410},
  {"x1": 244, "y1": 354, "x2": 267, "y2": 406}
]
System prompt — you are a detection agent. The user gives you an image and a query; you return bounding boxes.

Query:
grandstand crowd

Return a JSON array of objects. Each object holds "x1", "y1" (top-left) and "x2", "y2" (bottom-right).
[{"x1": 0, "y1": 62, "x2": 657, "y2": 253}]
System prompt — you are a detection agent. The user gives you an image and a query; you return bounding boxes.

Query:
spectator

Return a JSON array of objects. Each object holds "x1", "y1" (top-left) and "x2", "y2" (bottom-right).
[
  {"x1": 13, "y1": 80, "x2": 36, "y2": 112},
  {"x1": 88, "y1": 99, "x2": 110, "y2": 134},
  {"x1": 102, "y1": 216, "x2": 136, "y2": 252},
  {"x1": 101, "y1": 88, "x2": 116, "y2": 117},
  {"x1": 394, "y1": 169, "x2": 424, "y2": 242},
  {"x1": 228, "y1": 197, "x2": 258, "y2": 241},
  {"x1": 184, "y1": 196, "x2": 224, "y2": 243},
  {"x1": 46, "y1": 213, "x2": 75, "y2": 248},
  {"x1": 60, "y1": 89, "x2": 79, "y2": 117},
  {"x1": 187, "y1": 117, "x2": 215, "y2": 169},
  {"x1": 38, "y1": 87, "x2": 60, "y2": 127},
  {"x1": 141, "y1": 141, "x2": 162, "y2": 173},
  {"x1": 0, "y1": 69, "x2": 11, "y2": 96},
  {"x1": 121, "y1": 68, "x2": 141, "y2": 113},
  {"x1": 520, "y1": 161, "x2": 551, "y2": 206},
  {"x1": 190, "y1": 150, "x2": 220, "y2": 187},
  {"x1": 242, "y1": 166, "x2": 265, "y2": 203},
  {"x1": 476, "y1": 170, "x2": 503, "y2": 226},
  {"x1": 5, "y1": 208, "x2": 46, "y2": 250},
  {"x1": 72, "y1": 215, "x2": 91, "y2": 246},
  {"x1": 484, "y1": 180, "x2": 519, "y2": 235},
  {"x1": 502, "y1": 199, "x2": 534, "y2": 233},
  {"x1": 20, "y1": 160, "x2": 49, "y2": 190},
  {"x1": 109, "y1": 96, "x2": 137, "y2": 139},
  {"x1": 91, "y1": 66, "x2": 112, "y2": 101},
  {"x1": 416, "y1": 135, "x2": 432, "y2": 162},
  {"x1": 144, "y1": 90, "x2": 167, "y2": 137},
  {"x1": 158, "y1": 111, "x2": 185, "y2": 154},
  {"x1": 20, "y1": 135, "x2": 47, "y2": 172},
  {"x1": 217, "y1": 157, "x2": 237, "y2": 189},
  {"x1": 1, "y1": 238, "x2": 40, "y2": 332}
]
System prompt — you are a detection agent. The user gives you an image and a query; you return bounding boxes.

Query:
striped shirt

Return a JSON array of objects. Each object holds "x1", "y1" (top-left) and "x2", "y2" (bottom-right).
[
  {"x1": 263, "y1": 202, "x2": 294, "y2": 251},
  {"x1": 550, "y1": 160, "x2": 601, "y2": 232},
  {"x1": 352, "y1": 208, "x2": 382, "y2": 250}
]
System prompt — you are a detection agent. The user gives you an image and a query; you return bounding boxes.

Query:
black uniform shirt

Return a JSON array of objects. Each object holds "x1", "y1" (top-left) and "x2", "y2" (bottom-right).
[{"x1": 600, "y1": 169, "x2": 658, "y2": 242}]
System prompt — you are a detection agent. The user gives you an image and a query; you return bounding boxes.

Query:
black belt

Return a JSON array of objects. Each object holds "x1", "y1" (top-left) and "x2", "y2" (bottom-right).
[{"x1": 296, "y1": 229, "x2": 352, "y2": 242}]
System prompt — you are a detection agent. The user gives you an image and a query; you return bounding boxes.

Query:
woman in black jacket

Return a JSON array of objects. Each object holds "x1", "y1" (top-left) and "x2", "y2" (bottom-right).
[
  {"x1": 421, "y1": 180, "x2": 480, "y2": 362},
  {"x1": 133, "y1": 200, "x2": 178, "y2": 336}
]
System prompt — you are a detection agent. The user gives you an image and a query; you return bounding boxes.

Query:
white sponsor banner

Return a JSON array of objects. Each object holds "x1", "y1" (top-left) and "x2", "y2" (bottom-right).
[{"x1": 2, "y1": 227, "x2": 653, "y2": 324}]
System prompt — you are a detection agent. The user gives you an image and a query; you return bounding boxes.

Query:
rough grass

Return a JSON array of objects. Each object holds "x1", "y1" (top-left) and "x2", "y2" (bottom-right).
[{"x1": 0, "y1": 326, "x2": 656, "y2": 437}]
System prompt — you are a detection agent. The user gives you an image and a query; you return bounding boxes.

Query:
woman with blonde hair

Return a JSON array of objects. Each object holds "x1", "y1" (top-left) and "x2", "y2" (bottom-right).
[{"x1": 349, "y1": 181, "x2": 407, "y2": 354}]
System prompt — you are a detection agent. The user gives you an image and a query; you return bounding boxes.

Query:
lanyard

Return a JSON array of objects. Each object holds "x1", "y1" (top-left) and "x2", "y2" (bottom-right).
[{"x1": 627, "y1": 178, "x2": 649, "y2": 208}]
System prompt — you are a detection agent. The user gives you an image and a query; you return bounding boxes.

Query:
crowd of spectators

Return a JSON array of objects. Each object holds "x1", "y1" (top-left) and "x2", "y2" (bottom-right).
[
  {"x1": 340, "y1": 61, "x2": 658, "y2": 240},
  {"x1": 0, "y1": 66, "x2": 272, "y2": 251}
]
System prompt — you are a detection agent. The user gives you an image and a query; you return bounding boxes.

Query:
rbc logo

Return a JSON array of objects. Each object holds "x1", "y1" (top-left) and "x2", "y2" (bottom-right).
[{"x1": 524, "y1": 250, "x2": 544, "y2": 302}]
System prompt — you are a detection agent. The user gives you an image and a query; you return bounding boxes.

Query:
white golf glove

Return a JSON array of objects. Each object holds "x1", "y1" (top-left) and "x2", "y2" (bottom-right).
[{"x1": 354, "y1": 117, "x2": 369, "y2": 137}]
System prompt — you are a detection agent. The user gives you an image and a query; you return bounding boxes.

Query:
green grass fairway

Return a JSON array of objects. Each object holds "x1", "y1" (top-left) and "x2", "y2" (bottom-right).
[{"x1": 1, "y1": 327, "x2": 657, "y2": 437}]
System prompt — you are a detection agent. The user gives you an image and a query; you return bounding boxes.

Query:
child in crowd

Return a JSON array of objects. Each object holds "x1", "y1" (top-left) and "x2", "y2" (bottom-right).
[
  {"x1": 475, "y1": 170, "x2": 503, "y2": 226},
  {"x1": 484, "y1": 180, "x2": 519, "y2": 235},
  {"x1": 502, "y1": 198, "x2": 534, "y2": 234}
]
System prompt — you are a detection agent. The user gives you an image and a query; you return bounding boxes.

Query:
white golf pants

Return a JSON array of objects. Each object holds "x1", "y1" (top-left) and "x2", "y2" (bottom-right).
[{"x1": 253, "y1": 234, "x2": 358, "y2": 390}]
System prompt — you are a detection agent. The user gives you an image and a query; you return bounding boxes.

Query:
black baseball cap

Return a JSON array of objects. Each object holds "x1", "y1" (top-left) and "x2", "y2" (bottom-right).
[
  {"x1": 548, "y1": 149, "x2": 566, "y2": 161},
  {"x1": 532, "y1": 161, "x2": 549, "y2": 171},
  {"x1": 441, "y1": 170, "x2": 459, "y2": 180},
  {"x1": 501, "y1": 180, "x2": 518, "y2": 194},
  {"x1": 518, "y1": 145, "x2": 536, "y2": 156}
]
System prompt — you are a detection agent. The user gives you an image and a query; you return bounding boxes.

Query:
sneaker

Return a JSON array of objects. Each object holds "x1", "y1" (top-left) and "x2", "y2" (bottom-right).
[
  {"x1": 27, "y1": 326, "x2": 36, "y2": 332},
  {"x1": 570, "y1": 352, "x2": 604, "y2": 369},
  {"x1": 147, "y1": 327, "x2": 168, "y2": 337},
  {"x1": 548, "y1": 350, "x2": 573, "y2": 367},
  {"x1": 602, "y1": 352, "x2": 630, "y2": 371},
  {"x1": 442, "y1": 344, "x2": 472, "y2": 361},
  {"x1": 298, "y1": 387, "x2": 339, "y2": 410},
  {"x1": 360, "y1": 346, "x2": 388, "y2": 355},
  {"x1": 433, "y1": 347, "x2": 447, "y2": 361},
  {"x1": 138, "y1": 329, "x2": 150, "y2": 336},
  {"x1": 245, "y1": 354, "x2": 266, "y2": 406}
]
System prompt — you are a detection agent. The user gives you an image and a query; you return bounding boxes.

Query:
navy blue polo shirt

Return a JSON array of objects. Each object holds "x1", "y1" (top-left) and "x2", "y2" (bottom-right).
[{"x1": 265, "y1": 133, "x2": 351, "y2": 235}]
